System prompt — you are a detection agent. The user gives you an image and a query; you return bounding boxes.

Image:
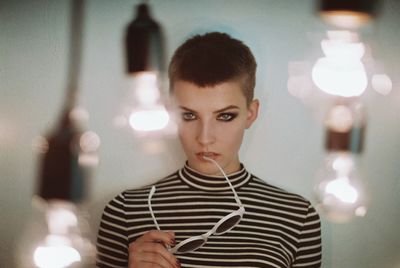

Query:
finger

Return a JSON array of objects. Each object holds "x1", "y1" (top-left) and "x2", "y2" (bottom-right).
[
  {"x1": 143, "y1": 242, "x2": 179, "y2": 268},
  {"x1": 136, "y1": 230, "x2": 175, "y2": 247},
  {"x1": 130, "y1": 241, "x2": 179, "y2": 268}
]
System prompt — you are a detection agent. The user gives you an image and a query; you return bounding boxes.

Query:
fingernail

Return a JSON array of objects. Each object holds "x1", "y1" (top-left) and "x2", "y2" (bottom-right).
[
  {"x1": 170, "y1": 238, "x2": 176, "y2": 246},
  {"x1": 176, "y1": 260, "x2": 181, "y2": 268}
]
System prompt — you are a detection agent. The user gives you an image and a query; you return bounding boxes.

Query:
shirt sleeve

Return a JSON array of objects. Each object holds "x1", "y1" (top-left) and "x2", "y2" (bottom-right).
[
  {"x1": 292, "y1": 203, "x2": 322, "y2": 268},
  {"x1": 96, "y1": 193, "x2": 129, "y2": 268}
]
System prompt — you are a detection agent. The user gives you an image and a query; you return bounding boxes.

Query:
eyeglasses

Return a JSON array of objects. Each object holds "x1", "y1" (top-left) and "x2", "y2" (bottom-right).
[{"x1": 148, "y1": 156, "x2": 245, "y2": 254}]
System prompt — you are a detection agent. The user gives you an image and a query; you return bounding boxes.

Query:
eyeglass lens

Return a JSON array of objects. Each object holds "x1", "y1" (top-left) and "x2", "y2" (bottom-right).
[
  {"x1": 215, "y1": 214, "x2": 241, "y2": 234},
  {"x1": 178, "y1": 239, "x2": 205, "y2": 253}
]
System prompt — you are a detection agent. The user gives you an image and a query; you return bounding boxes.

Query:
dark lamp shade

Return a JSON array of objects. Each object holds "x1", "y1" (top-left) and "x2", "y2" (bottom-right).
[
  {"x1": 37, "y1": 111, "x2": 86, "y2": 203},
  {"x1": 324, "y1": 102, "x2": 366, "y2": 154},
  {"x1": 325, "y1": 126, "x2": 365, "y2": 153},
  {"x1": 125, "y1": 3, "x2": 164, "y2": 73},
  {"x1": 319, "y1": 0, "x2": 380, "y2": 28}
]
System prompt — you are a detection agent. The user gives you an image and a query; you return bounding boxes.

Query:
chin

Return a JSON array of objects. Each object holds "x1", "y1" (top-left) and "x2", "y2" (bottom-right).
[{"x1": 190, "y1": 162, "x2": 222, "y2": 176}]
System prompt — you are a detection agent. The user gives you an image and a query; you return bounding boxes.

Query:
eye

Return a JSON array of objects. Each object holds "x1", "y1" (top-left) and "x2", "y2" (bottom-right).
[
  {"x1": 182, "y1": 112, "x2": 197, "y2": 121},
  {"x1": 217, "y1": 113, "x2": 237, "y2": 122}
]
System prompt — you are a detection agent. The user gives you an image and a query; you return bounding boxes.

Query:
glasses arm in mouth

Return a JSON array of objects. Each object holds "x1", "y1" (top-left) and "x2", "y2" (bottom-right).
[{"x1": 202, "y1": 156, "x2": 244, "y2": 208}]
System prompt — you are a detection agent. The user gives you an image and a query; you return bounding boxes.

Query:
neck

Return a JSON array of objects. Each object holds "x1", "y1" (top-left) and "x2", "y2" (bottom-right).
[{"x1": 179, "y1": 163, "x2": 251, "y2": 192}]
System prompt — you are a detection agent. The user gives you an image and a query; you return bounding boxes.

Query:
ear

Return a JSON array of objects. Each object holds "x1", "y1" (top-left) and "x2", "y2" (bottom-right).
[{"x1": 245, "y1": 99, "x2": 259, "y2": 129}]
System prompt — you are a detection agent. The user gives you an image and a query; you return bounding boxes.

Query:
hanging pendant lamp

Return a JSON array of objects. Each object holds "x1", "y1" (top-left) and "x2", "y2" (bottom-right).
[
  {"x1": 117, "y1": 2, "x2": 171, "y2": 135},
  {"x1": 16, "y1": 1, "x2": 97, "y2": 267},
  {"x1": 125, "y1": 2, "x2": 165, "y2": 74}
]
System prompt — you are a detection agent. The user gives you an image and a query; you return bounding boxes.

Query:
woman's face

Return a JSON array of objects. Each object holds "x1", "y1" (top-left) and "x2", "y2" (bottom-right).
[{"x1": 172, "y1": 80, "x2": 259, "y2": 175}]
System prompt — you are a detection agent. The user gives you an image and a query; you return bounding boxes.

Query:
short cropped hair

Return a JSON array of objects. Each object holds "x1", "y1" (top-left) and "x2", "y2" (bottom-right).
[{"x1": 168, "y1": 32, "x2": 257, "y2": 105}]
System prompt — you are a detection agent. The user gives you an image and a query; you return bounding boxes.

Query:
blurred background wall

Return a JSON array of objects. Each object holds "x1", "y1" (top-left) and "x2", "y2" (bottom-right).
[{"x1": 1, "y1": 0, "x2": 399, "y2": 267}]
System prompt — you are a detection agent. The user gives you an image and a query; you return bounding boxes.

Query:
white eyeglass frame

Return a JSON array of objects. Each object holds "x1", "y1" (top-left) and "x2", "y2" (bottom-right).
[{"x1": 148, "y1": 157, "x2": 245, "y2": 254}]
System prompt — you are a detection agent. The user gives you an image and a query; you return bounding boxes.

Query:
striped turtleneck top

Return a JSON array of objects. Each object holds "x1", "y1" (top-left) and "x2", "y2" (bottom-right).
[{"x1": 96, "y1": 164, "x2": 322, "y2": 268}]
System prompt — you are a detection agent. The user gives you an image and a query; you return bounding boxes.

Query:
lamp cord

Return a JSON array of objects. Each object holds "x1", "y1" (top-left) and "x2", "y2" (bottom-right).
[{"x1": 65, "y1": 0, "x2": 84, "y2": 110}]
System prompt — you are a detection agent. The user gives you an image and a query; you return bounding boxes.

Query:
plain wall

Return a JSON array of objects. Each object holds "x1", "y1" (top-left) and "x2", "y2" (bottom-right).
[{"x1": 1, "y1": 0, "x2": 399, "y2": 267}]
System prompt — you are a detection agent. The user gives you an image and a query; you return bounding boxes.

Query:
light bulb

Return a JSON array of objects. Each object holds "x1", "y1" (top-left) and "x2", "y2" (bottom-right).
[
  {"x1": 314, "y1": 152, "x2": 367, "y2": 223},
  {"x1": 325, "y1": 175, "x2": 358, "y2": 203},
  {"x1": 325, "y1": 105, "x2": 354, "y2": 133},
  {"x1": 34, "y1": 244, "x2": 81, "y2": 268},
  {"x1": 16, "y1": 198, "x2": 95, "y2": 268},
  {"x1": 312, "y1": 31, "x2": 368, "y2": 97},
  {"x1": 116, "y1": 71, "x2": 171, "y2": 134},
  {"x1": 129, "y1": 105, "x2": 170, "y2": 131},
  {"x1": 78, "y1": 130, "x2": 101, "y2": 167},
  {"x1": 130, "y1": 72, "x2": 160, "y2": 106}
]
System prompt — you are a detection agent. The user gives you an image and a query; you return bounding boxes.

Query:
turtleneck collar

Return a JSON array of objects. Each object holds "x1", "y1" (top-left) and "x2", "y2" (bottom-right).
[{"x1": 178, "y1": 162, "x2": 251, "y2": 192}]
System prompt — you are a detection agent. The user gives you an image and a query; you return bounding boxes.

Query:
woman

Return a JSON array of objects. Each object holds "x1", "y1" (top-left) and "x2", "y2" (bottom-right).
[{"x1": 96, "y1": 32, "x2": 322, "y2": 268}]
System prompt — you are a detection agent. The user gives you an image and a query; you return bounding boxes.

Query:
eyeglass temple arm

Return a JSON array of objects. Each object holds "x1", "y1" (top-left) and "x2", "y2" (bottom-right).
[
  {"x1": 203, "y1": 156, "x2": 243, "y2": 207},
  {"x1": 150, "y1": 158, "x2": 243, "y2": 231},
  {"x1": 148, "y1": 186, "x2": 161, "y2": 230}
]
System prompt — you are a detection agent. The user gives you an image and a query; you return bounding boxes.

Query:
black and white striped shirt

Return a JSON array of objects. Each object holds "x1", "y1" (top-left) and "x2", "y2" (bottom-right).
[{"x1": 96, "y1": 164, "x2": 322, "y2": 268}]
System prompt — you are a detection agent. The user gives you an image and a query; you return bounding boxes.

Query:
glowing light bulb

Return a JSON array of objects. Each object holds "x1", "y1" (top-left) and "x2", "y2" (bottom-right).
[
  {"x1": 129, "y1": 106, "x2": 170, "y2": 131},
  {"x1": 325, "y1": 176, "x2": 358, "y2": 203},
  {"x1": 16, "y1": 199, "x2": 95, "y2": 268},
  {"x1": 312, "y1": 31, "x2": 368, "y2": 97},
  {"x1": 131, "y1": 72, "x2": 160, "y2": 105},
  {"x1": 315, "y1": 152, "x2": 367, "y2": 223},
  {"x1": 325, "y1": 105, "x2": 354, "y2": 133},
  {"x1": 78, "y1": 131, "x2": 101, "y2": 167},
  {"x1": 116, "y1": 71, "x2": 171, "y2": 134},
  {"x1": 34, "y1": 244, "x2": 81, "y2": 268}
]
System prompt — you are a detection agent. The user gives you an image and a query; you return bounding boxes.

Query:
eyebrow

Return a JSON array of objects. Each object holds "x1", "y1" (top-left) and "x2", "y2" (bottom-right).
[{"x1": 179, "y1": 105, "x2": 240, "y2": 114}]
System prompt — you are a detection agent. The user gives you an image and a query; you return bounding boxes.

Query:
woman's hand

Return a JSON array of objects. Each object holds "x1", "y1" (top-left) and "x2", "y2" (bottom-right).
[{"x1": 128, "y1": 230, "x2": 180, "y2": 268}]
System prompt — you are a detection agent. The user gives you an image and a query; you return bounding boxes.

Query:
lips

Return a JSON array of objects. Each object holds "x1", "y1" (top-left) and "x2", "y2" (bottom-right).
[{"x1": 196, "y1": 152, "x2": 220, "y2": 160}]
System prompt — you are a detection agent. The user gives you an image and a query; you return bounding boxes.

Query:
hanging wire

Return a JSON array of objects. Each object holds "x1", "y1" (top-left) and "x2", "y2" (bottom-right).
[{"x1": 65, "y1": 0, "x2": 84, "y2": 109}]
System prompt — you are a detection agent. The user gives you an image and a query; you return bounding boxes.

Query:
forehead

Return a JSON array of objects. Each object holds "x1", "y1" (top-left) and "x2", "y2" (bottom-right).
[{"x1": 172, "y1": 80, "x2": 247, "y2": 110}]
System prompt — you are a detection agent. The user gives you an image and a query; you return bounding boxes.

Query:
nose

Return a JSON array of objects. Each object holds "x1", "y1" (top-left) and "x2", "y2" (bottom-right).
[{"x1": 196, "y1": 120, "x2": 215, "y2": 145}]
